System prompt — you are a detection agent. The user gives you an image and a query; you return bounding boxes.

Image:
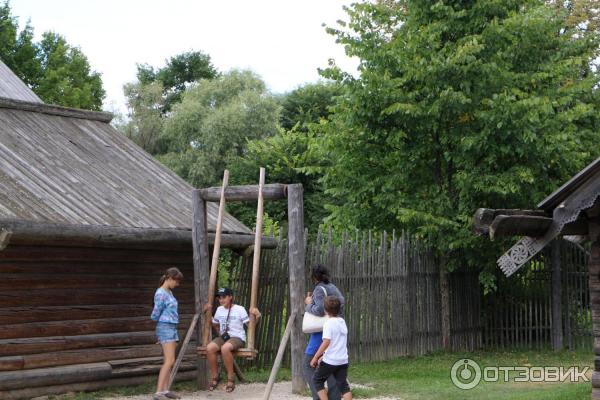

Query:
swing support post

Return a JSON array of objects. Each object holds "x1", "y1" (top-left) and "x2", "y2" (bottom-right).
[{"x1": 247, "y1": 167, "x2": 265, "y2": 350}]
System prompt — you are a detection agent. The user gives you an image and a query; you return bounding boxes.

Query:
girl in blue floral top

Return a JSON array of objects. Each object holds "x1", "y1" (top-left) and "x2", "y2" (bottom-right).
[{"x1": 151, "y1": 267, "x2": 183, "y2": 400}]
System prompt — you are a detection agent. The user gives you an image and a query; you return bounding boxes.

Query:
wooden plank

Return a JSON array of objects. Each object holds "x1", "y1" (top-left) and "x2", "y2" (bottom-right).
[
  {"x1": 248, "y1": 168, "x2": 265, "y2": 350},
  {"x1": 197, "y1": 183, "x2": 287, "y2": 202},
  {"x1": 287, "y1": 184, "x2": 306, "y2": 393},
  {"x1": 489, "y1": 215, "x2": 588, "y2": 239},
  {"x1": 552, "y1": 240, "x2": 564, "y2": 350}
]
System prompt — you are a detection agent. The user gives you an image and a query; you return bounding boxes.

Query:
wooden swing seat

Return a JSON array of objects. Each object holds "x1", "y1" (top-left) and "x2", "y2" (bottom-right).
[{"x1": 197, "y1": 345, "x2": 258, "y2": 360}]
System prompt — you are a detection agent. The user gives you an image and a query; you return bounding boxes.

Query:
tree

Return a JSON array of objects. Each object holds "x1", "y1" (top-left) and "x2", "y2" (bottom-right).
[
  {"x1": 136, "y1": 51, "x2": 218, "y2": 114},
  {"x1": 279, "y1": 82, "x2": 342, "y2": 130},
  {"x1": 319, "y1": 0, "x2": 600, "y2": 285},
  {"x1": 158, "y1": 69, "x2": 280, "y2": 187},
  {"x1": 35, "y1": 32, "x2": 105, "y2": 110},
  {"x1": 0, "y1": 2, "x2": 105, "y2": 110},
  {"x1": 120, "y1": 80, "x2": 166, "y2": 154},
  {"x1": 228, "y1": 127, "x2": 329, "y2": 231}
]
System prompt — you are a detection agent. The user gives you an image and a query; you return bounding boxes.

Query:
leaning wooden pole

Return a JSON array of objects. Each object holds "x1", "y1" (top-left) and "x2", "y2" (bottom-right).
[
  {"x1": 203, "y1": 170, "x2": 229, "y2": 347},
  {"x1": 248, "y1": 167, "x2": 265, "y2": 350},
  {"x1": 167, "y1": 313, "x2": 200, "y2": 390},
  {"x1": 262, "y1": 312, "x2": 296, "y2": 400},
  {"x1": 192, "y1": 191, "x2": 210, "y2": 388},
  {"x1": 287, "y1": 184, "x2": 306, "y2": 393}
]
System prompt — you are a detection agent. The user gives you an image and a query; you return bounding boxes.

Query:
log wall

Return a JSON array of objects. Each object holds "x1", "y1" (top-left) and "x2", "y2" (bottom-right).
[{"x1": 0, "y1": 242, "x2": 196, "y2": 399}]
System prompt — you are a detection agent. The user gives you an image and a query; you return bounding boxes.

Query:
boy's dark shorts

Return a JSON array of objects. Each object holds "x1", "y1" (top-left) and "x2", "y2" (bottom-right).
[{"x1": 313, "y1": 361, "x2": 351, "y2": 394}]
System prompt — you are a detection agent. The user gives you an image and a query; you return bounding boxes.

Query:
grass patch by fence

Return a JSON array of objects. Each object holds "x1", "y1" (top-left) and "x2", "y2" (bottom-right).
[{"x1": 49, "y1": 349, "x2": 591, "y2": 399}]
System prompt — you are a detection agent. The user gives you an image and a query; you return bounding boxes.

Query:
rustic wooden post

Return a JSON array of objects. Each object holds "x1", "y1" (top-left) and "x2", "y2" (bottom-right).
[
  {"x1": 192, "y1": 191, "x2": 210, "y2": 388},
  {"x1": 589, "y1": 219, "x2": 600, "y2": 399},
  {"x1": 551, "y1": 239, "x2": 563, "y2": 351},
  {"x1": 248, "y1": 168, "x2": 265, "y2": 350},
  {"x1": 287, "y1": 184, "x2": 306, "y2": 393},
  {"x1": 439, "y1": 256, "x2": 451, "y2": 350}
]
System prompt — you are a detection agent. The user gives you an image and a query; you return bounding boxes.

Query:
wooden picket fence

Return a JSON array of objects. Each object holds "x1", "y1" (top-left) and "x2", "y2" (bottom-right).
[
  {"x1": 481, "y1": 240, "x2": 591, "y2": 349},
  {"x1": 228, "y1": 228, "x2": 481, "y2": 369}
]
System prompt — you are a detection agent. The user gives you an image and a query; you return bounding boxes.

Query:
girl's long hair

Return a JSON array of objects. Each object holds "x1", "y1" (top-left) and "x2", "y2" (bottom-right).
[{"x1": 159, "y1": 267, "x2": 184, "y2": 287}]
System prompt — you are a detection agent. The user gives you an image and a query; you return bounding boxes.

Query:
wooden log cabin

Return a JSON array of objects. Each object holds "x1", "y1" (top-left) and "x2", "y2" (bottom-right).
[
  {"x1": 0, "y1": 60, "x2": 275, "y2": 399},
  {"x1": 473, "y1": 156, "x2": 600, "y2": 398}
]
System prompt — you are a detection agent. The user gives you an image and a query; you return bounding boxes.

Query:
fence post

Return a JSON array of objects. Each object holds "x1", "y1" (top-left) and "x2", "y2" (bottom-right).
[
  {"x1": 439, "y1": 256, "x2": 451, "y2": 350},
  {"x1": 287, "y1": 184, "x2": 306, "y2": 393},
  {"x1": 551, "y1": 240, "x2": 563, "y2": 351}
]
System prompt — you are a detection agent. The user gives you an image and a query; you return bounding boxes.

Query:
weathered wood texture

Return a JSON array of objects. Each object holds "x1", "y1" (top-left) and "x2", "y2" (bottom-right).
[
  {"x1": 229, "y1": 228, "x2": 481, "y2": 370},
  {"x1": 0, "y1": 243, "x2": 196, "y2": 398},
  {"x1": 482, "y1": 240, "x2": 591, "y2": 350},
  {"x1": 0, "y1": 218, "x2": 275, "y2": 250},
  {"x1": 287, "y1": 184, "x2": 306, "y2": 393},
  {"x1": 191, "y1": 194, "x2": 210, "y2": 388},
  {"x1": 0, "y1": 60, "x2": 43, "y2": 103},
  {"x1": 197, "y1": 184, "x2": 287, "y2": 202},
  {"x1": 0, "y1": 104, "x2": 250, "y2": 234}
]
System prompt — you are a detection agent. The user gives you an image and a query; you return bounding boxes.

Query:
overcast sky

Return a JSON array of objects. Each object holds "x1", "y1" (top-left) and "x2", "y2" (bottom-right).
[{"x1": 10, "y1": 0, "x2": 359, "y2": 113}]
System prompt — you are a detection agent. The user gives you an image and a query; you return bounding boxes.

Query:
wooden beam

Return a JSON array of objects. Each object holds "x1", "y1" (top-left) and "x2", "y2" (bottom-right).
[
  {"x1": 197, "y1": 184, "x2": 287, "y2": 202},
  {"x1": 192, "y1": 193, "x2": 210, "y2": 389},
  {"x1": 488, "y1": 215, "x2": 588, "y2": 239},
  {"x1": 0, "y1": 218, "x2": 277, "y2": 250},
  {"x1": 0, "y1": 97, "x2": 113, "y2": 122},
  {"x1": 287, "y1": 184, "x2": 306, "y2": 393},
  {"x1": 588, "y1": 221, "x2": 600, "y2": 398},
  {"x1": 472, "y1": 208, "x2": 549, "y2": 236}
]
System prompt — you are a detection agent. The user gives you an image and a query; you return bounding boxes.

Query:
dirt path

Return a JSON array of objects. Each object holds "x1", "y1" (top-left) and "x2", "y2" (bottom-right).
[{"x1": 101, "y1": 382, "x2": 401, "y2": 400}]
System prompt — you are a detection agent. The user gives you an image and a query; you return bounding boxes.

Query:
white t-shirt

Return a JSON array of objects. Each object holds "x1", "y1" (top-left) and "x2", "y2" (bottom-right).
[
  {"x1": 322, "y1": 317, "x2": 349, "y2": 365},
  {"x1": 212, "y1": 304, "x2": 250, "y2": 342}
]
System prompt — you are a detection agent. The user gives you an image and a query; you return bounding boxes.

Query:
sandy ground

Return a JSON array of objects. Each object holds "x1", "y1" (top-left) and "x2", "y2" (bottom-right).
[{"x1": 101, "y1": 382, "x2": 401, "y2": 400}]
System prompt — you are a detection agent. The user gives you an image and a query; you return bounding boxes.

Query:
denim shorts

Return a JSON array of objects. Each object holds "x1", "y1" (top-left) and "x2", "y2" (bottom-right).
[{"x1": 156, "y1": 322, "x2": 179, "y2": 344}]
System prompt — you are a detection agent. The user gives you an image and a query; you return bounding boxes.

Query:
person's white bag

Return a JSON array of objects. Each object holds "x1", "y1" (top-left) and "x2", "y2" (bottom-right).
[{"x1": 302, "y1": 286, "x2": 329, "y2": 333}]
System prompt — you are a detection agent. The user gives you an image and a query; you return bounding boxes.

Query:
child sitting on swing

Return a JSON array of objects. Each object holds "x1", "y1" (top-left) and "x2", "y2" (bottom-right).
[{"x1": 203, "y1": 287, "x2": 261, "y2": 393}]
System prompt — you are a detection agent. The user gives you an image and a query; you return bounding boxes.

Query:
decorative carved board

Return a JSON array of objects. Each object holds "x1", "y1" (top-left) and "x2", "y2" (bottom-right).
[{"x1": 498, "y1": 171, "x2": 600, "y2": 276}]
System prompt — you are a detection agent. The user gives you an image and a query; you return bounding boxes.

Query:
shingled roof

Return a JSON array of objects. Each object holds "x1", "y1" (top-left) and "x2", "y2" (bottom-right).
[{"x1": 0, "y1": 60, "x2": 251, "y2": 234}]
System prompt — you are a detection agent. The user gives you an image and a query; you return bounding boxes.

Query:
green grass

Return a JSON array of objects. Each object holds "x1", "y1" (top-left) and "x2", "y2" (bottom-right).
[
  {"x1": 50, "y1": 349, "x2": 593, "y2": 399},
  {"x1": 347, "y1": 348, "x2": 592, "y2": 399}
]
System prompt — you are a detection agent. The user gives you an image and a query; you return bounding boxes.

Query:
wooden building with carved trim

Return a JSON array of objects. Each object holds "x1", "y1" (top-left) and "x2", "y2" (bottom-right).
[
  {"x1": 473, "y1": 156, "x2": 600, "y2": 398},
  {"x1": 0, "y1": 60, "x2": 274, "y2": 399}
]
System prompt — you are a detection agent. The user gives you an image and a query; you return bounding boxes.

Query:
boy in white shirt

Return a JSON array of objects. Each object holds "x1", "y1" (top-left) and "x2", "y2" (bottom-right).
[{"x1": 310, "y1": 296, "x2": 352, "y2": 400}]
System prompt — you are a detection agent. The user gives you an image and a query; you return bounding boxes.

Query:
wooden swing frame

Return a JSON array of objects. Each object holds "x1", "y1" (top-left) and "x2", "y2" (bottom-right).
[{"x1": 191, "y1": 171, "x2": 307, "y2": 393}]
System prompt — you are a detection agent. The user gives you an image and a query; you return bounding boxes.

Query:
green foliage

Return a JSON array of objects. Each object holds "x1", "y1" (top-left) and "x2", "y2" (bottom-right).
[
  {"x1": 0, "y1": 2, "x2": 105, "y2": 110},
  {"x1": 228, "y1": 126, "x2": 330, "y2": 231},
  {"x1": 159, "y1": 70, "x2": 281, "y2": 187},
  {"x1": 279, "y1": 81, "x2": 342, "y2": 130},
  {"x1": 136, "y1": 50, "x2": 218, "y2": 113},
  {"x1": 319, "y1": 1, "x2": 600, "y2": 282},
  {"x1": 119, "y1": 81, "x2": 166, "y2": 154}
]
